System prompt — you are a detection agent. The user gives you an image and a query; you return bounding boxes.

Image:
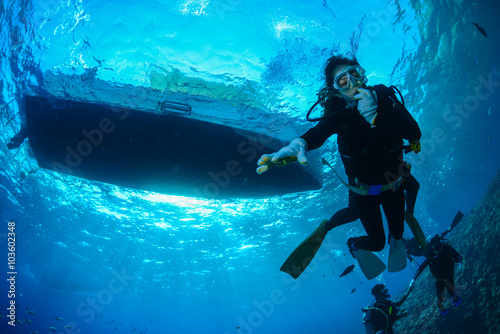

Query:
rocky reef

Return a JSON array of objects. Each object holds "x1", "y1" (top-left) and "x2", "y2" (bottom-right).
[{"x1": 394, "y1": 168, "x2": 500, "y2": 334}]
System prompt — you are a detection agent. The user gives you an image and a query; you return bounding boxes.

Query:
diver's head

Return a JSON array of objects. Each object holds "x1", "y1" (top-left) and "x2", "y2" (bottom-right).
[
  {"x1": 371, "y1": 283, "x2": 390, "y2": 300},
  {"x1": 324, "y1": 55, "x2": 367, "y2": 103},
  {"x1": 429, "y1": 235, "x2": 444, "y2": 255}
]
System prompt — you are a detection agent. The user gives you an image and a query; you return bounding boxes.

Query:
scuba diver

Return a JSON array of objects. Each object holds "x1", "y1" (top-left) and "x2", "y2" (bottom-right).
[
  {"x1": 362, "y1": 283, "x2": 411, "y2": 334},
  {"x1": 257, "y1": 54, "x2": 422, "y2": 280},
  {"x1": 412, "y1": 234, "x2": 463, "y2": 315},
  {"x1": 404, "y1": 210, "x2": 464, "y2": 262}
]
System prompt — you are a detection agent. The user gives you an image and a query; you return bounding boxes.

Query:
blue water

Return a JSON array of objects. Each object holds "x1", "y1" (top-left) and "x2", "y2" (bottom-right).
[{"x1": 1, "y1": 0, "x2": 499, "y2": 333}]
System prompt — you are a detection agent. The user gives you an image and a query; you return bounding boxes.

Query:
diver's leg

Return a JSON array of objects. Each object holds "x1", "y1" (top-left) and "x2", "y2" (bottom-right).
[
  {"x1": 435, "y1": 280, "x2": 448, "y2": 314},
  {"x1": 326, "y1": 178, "x2": 360, "y2": 231},
  {"x1": 444, "y1": 276, "x2": 462, "y2": 305},
  {"x1": 436, "y1": 280, "x2": 445, "y2": 300},
  {"x1": 353, "y1": 194, "x2": 385, "y2": 251},
  {"x1": 382, "y1": 187, "x2": 405, "y2": 240},
  {"x1": 325, "y1": 205, "x2": 358, "y2": 231},
  {"x1": 444, "y1": 277, "x2": 456, "y2": 296},
  {"x1": 403, "y1": 175, "x2": 420, "y2": 215}
]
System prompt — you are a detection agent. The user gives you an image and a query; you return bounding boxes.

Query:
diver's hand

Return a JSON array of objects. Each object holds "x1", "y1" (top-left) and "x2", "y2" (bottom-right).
[
  {"x1": 256, "y1": 138, "x2": 308, "y2": 174},
  {"x1": 398, "y1": 310, "x2": 408, "y2": 318},
  {"x1": 410, "y1": 139, "x2": 421, "y2": 154},
  {"x1": 355, "y1": 88, "x2": 378, "y2": 126},
  {"x1": 256, "y1": 154, "x2": 298, "y2": 175}
]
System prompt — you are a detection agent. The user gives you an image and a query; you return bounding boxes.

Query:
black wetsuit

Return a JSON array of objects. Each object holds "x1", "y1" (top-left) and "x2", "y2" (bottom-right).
[
  {"x1": 414, "y1": 242, "x2": 462, "y2": 298},
  {"x1": 302, "y1": 85, "x2": 421, "y2": 251},
  {"x1": 325, "y1": 177, "x2": 358, "y2": 231},
  {"x1": 325, "y1": 172, "x2": 420, "y2": 232},
  {"x1": 364, "y1": 299, "x2": 407, "y2": 334}
]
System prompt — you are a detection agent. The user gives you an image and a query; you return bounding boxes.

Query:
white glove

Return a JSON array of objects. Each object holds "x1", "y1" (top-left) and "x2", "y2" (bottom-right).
[
  {"x1": 256, "y1": 138, "x2": 308, "y2": 174},
  {"x1": 355, "y1": 88, "x2": 378, "y2": 126}
]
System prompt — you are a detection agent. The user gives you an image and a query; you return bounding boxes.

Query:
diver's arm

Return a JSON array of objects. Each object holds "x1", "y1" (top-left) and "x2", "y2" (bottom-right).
[
  {"x1": 398, "y1": 106, "x2": 421, "y2": 143},
  {"x1": 256, "y1": 115, "x2": 336, "y2": 174},
  {"x1": 371, "y1": 85, "x2": 421, "y2": 142},
  {"x1": 448, "y1": 245, "x2": 462, "y2": 263},
  {"x1": 396, "y1": 311, "x2": 409, "y2": 321},
  {"x1": 300, "y1": 116, "x2": 337, "y2": 151},
  {"x1": 393, "y1": 264, "x2": 427, "y2": 308},
  {"x1": 394, "y1": 281, "x2": 414, "y2": 307},
  {"x1": 387, "y1": 85, "x2": 422, "y2": 142},
  {"x1": 395, "y1": 293, "x2": 409, "y2": 307}
]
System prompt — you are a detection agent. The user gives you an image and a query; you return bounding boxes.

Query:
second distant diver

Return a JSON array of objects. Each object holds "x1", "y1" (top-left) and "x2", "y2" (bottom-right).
[
  {"x1": 258, "y1": 54, "x2": 422, "y2": 279},
  {"x1": 362, "y1": 283, "x2": 412, "y2": 334}
]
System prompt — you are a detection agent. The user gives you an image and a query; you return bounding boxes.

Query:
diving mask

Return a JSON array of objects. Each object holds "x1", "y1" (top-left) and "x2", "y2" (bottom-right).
[
  {"x1": 430, "y1": 235, "x2": 444, "y2": 254},
  {"x1": 333, "y1": 65, "x2": 367, "y2": 91}
]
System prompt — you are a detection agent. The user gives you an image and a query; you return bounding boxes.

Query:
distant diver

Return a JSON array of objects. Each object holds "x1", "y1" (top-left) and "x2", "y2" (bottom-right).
[
  {"x1": 404, "y1": 210, "x2": 464, "y2": 261},
  {"x1": 362, "y1": 283, "x2": 412, "y2": 334},
  {"x1": 472, "y1": 22, "x2": 488, "y2": 38},
  {"x1": 411, "y1": 234, "x2": 463, "y2": 315},
  {"x1": 262, "y1": 54, "x2": 422, "y2": 280}
]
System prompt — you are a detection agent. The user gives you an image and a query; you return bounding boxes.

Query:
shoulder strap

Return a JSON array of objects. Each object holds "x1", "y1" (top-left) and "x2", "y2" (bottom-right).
[
  {"x1": 372, "y1": 84, "x2": 405, "y2": 109},
  {"x1": 389, "y1": 85, "x2": 405, "y2": 108}
]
